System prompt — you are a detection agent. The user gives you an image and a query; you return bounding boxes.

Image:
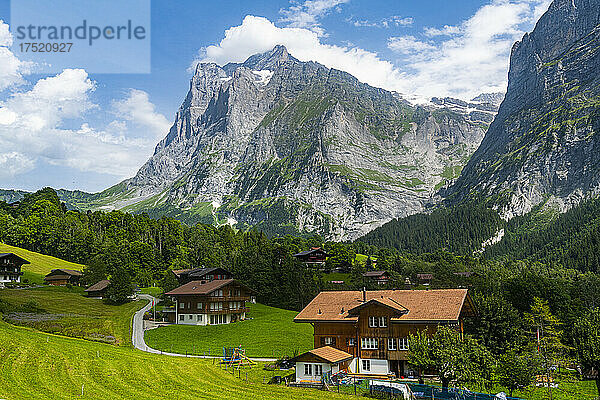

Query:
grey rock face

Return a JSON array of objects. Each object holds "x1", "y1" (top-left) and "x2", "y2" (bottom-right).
[
  {"x1": 102, "y1": 46, "x2": 486, "y2": 240},
  {"x1": 449, "y1": 0, "x2": 600, "y2": 218}
]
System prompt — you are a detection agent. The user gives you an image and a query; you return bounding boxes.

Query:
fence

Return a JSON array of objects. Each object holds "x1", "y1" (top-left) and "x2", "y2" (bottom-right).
[{"x1": 407, "y1": 384, "x2": 524, "y2": 400}]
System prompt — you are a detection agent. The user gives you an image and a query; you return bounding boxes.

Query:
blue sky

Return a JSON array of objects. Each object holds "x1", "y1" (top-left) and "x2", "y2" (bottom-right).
[{"x1": 0, "y1": 0, "x2": 551, "y2": 193}]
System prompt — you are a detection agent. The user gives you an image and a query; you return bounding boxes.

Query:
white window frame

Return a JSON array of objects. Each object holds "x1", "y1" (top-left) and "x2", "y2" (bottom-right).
[
  {"x1": 348, "y1": 338, "x2": 356, "y2": 346},
  {"x1": 379, "y1": 316, "x2": 387, "y2": 327},
  {"x1": 197, "y1": 302, "x2": 203, "y2": 309},
  {"x1": 361, "y1": 337, "x2": 378, "y2": 350},
  {"x1": 197, "y1": 315, "x2": 202, "y2": 321},
  {"x1": 324, "y1": 337, "x2": 333, "y2": 345},
  {"x1": 368, "y1": 316, "x2": 378, "y2": 328},
  {"x1": 315, "y1": 364, "x2": 323, "y2": 376},
  {"x1": 179, "y1": 315, "x2": 184, "y2": 321},
  {"x1": 388, "y1": 337, "x2": 397, "y2": 351},
  {"x1": 398, "y1": 337, "x2": 410, "y2": 350},
  {"x1": 362, "y1": 359, "x2": 371, "y2": 371},
  {"x1": 179, "y1": 302, "x2": 185, "y2": 309},
  {"x1": 304, "y1": 363, "x2": 312, "y2": 376}
]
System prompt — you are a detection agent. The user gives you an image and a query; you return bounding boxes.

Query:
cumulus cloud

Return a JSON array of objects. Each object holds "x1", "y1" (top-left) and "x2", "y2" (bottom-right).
[
  {"x1": 0, "y1": 20, "x2": 33, "y2": 91},
  {"x1": 279, "y1": 0, "x2": 349, "y2": 36},
  {"x1": 198, "y1": 0, "x2": 551, "y2": 101},
  {"x1": 0, "y1": 69, "x2": 169, "y2": 179}
]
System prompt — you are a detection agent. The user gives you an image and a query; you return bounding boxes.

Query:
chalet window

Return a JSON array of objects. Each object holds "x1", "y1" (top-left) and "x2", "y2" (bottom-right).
[
  {"x1": 197, "y1": 303, "x2": 203, "y2": 309},
  {"x1": 361, "y1": 338, "x2": 378, "y2": 350},
  {"x1": 179, "y1": 315, "x2": 184, "y2": 321},
  {"x1": 388, "y1": 338, "x2": 397, "y2": 351},
  {"x1": 324, "y1": 337, "x2": 335, "y2": 346},
  {"x1": 398, "y1": 337, "x2": 410, "y2": 350},
  {"x1": 179, "y1": 302, "x2": 185, "y2": 309},
  {"x1": 315, "y1": 364, "x2": 323, "y2": 376},
  {"x1": 368, "y1": 316, "x2": 378, "y2": 327},
  {"x1": 197, "y1": 315, "x2": 202, "y2": 322},
  {"x1": 304, "y1": 364, "x2": 312, "y2": 376},
  {"x1": 211, "y1": 289, "x2": 223, "y2": 297},
  {"x1": 188, "y1": 315, "x2": 193, "y2": 320},
  {"x1": 361, "y1": 360, "x2": 371, "y2": 371},
  {"x1": 379, "y1": 317, "x2": 387, "y2": 327},
  {"x1": 346, "y1": 338, "x2": 356, "y2": 346}
]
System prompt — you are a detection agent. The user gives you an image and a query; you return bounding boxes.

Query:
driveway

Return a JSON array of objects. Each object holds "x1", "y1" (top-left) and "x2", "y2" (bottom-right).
[{"x1": 132, "y1": 294, "x2": 276, "y2": 362}]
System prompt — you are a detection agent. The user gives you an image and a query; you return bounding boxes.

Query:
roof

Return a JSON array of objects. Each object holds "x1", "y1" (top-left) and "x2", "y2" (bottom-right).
[
  {"x1": 0, "y1": 253, "x2": 30, "y2": 264},
  {"x1": 348, "y1": 297, "x2": 408, "y2": 316},
  {"x1": 45, "y1": 269, "x2": 82, "y2": 277},
  {"x1": 417, "y1": 273, "x2": 434, "y2": 280},
  {"x1": 165, "y1": 279, "x2": 255, "y2": 296},
  {"x1": 85, "y1": 280, "x2": 111, "y2": 292},
  {"x1": 363, "y1": 270, "x2": 388, "y2": 278},
  {"x1": 172, "y1": 267, "x2": 230, "y2": 279},
  {"x1": 291, "y1": 346, "x2": 353, "y2": 364},
  {"x1": 294, "y1": 289, "x2": 473, "y2": 323},
  {"x1": 293, "y1": 248, "x2": 330, "y2": 257}
]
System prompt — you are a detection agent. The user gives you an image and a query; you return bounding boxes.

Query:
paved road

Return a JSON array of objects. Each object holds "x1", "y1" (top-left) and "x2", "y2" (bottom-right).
[{"x1": 131, "y1": 294, "x2": 276, "y2": 362}]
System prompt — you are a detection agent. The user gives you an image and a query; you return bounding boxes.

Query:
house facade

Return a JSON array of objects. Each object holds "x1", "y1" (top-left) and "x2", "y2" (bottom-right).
[
  {"x1": 290, "y1": 346, "x2": 353, "y2": 383},
  {"x1": 293, "y1": 248, "x2": 329, "y2": 266},
  {"x1": 44, "y1": 269, "x2": 83, "y2": 286},
  {"x1": 165, "y1": 279, "x2": 254, "y2": 326},
  {"x1": 294, "y1": 289, "x2": 476, "y2": 377},
  {"x1": 0, "y1": 253, "x2": 28, "y2": 287},
  {"x1": 362, "y1": 270, "x2": 390, "y2": 285}
]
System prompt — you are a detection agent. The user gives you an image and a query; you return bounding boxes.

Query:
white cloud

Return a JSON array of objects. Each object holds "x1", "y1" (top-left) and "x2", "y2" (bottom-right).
[
  {"x1": 351, "y1": 15, "x2": 413, "y2": 28},
  {"x1": 0, "y1": 68, "x2": 169, "y2": 179},
  {"x1": 112, "y1": 89, "x2": 171, "y2": 139},
  {"x1": 199, "y1": 0, "x2": 550, "y2": 101},
  {"x1": 0, "y1": 20, "x2": 33, "y2": 91},
  {"x1": 388, "y1": 0, "x2": 552, "y2": 98},
  {"x1": 0, "y1": 152, "x2": 35, "y2": 178},
  {"x1": 279, "y1": 0, "x2": 349, "y2": 36}
]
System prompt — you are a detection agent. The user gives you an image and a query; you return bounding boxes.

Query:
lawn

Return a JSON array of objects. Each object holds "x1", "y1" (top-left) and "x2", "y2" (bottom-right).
[
  {"x1": 145, "y1": 303, "x2": 313, "y2": 358},
  {"x1": 0, "y1": 242, "x2": 85, "y2": 283},
  {"x1": 139, "y1": 286, "x2": 163, "y2": 297},
  {"x1": 0, "y1": 286, "x2": 144, "y2": 345},
  {"x1": 0, "y1": 321, "x2": 350, "y2": 400}
]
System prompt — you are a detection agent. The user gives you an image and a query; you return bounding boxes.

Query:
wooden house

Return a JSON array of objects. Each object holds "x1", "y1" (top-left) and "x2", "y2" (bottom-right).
[
  {"x1": 362, "y1": 270, "x2": 390, "y2": 285},
  {"x1": 84, "y1": 280, "x2": 111, "y2": 299},
  {"x1": 171, "y1": 267, "x2": 232, "y2": 285},
  {"x1": 416, "y1": 273, "x2": 434, "y2": 285},
  {"x1": 290, "y1": 346, "x2": 353, "y2": 384},
  {"x1": 293, "y1": 248, "x2": 329, "y2": 266},
  {"x1": 44, "y1": 269, "x2": 83, "y2": 286},
  {"x1": 165, "y1": 279, "x2": 255, "y2": 325},
  {"x1": 0, "y1": 253, "x2": 28, "y2": 287},
  {"x1": 294, "y1": 289, "x2": 476, "y2": 378}
]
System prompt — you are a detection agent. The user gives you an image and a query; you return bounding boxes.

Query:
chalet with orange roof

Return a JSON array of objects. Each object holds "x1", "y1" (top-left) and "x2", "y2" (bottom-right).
[{"x1": 294, "y1": 289, "x2": 476, "y2": 378}]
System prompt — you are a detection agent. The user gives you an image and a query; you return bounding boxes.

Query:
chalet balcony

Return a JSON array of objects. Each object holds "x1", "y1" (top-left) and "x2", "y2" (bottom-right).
[{"x1": 205, "y1": 307, "x2": 249, "y2": 315}]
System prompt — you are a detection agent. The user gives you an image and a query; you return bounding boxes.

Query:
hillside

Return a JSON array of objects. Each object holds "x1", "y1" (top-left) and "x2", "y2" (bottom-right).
[
  {"x1": 0, "y1": 321, "x2": 349, "y2": 400},
  {"x1": 0, "y1": 242, "x2": 85, "y2": 283}
]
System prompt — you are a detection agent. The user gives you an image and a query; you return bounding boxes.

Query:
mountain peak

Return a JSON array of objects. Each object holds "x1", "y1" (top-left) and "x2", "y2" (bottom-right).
[{"x1": 233, "y1": 45, "x2": 298, "y2": 71}]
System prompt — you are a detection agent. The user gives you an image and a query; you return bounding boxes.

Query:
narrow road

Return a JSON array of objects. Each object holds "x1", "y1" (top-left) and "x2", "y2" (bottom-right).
[{"x1": 132, "y1": 294, "x2": 276, "y2": 362}]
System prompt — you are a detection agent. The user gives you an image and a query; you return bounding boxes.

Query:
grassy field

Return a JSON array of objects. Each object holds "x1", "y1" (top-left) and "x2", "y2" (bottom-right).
[
  {"x1": 0, "y1": 286, "x2": 143, "y2": 345},
  {"x1": 139, "y1": 286, "x2": 163, "y2": 297},
  {"x1": 0, "y1": 242, "x2": 85, "y2": 283},
  {"x1": 0, "y1": 321, "x2": 351, "y2": 400},
  {"x1": 145, "y1": 303, "x2": 313, "y2": 358}
]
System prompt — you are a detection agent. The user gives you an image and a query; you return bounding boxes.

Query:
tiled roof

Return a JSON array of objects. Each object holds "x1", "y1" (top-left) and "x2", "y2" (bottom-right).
[
  {"x1": 292, "y1": 346, "x2": 353, "y2": 364},
  {"x1": 46, "y1": 269, "x2": 82, "y2": 276},
  {"x1": 362, "y1": 270, "x2": 388, "y2": 277},
  {"x1": 165, "y1": 279, "x2": 255, "y2": 296},
  {"x1": 85, "y1": 280, "x2": 111, "y2": 292},
  {"x1": 294, "y1": 289, "x2": 472, "y2": 323}
]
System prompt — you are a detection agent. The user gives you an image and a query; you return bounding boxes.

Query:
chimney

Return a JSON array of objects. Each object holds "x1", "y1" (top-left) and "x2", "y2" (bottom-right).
[{"x1": 362, "y1": 287, "x2": 366, "y2": 302}]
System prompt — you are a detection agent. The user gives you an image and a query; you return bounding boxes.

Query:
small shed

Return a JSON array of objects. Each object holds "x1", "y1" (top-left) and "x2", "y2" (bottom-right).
[
  {"x1": 44, "y1": 269, "x2": 83, "y2": 286},
  {"x1": 84, "y1": 279, "x2": 111, "y2": 299},
  {"x1": 290, "y1": 346, "x2": 353, "y2": 383}
]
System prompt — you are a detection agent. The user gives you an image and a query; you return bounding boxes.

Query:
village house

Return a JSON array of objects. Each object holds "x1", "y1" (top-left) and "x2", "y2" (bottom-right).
[
  {"x1": 290, "y1": 346, "x2": 354, "y2": 384},
  {"x1": 171, "y1": 267, "x2": 232, "y2": 285},
  {"x1": 165, "y1": 279, "x2": 255, "y2": 325},
  {"x1": 44, "y1": 269, "x2": 83, "y2": 286},
  {"x1": 0, "y1": 253, "x2": 28, "y2": 287},
  {"x1": 294, "y1": 289, "x2": 476, "y2": 378},
  {"x1": 84, "y1": 280, "x2": 111, "y2": 299},
  {"x1": 362, "y1": 270, "x2": 391, "y2": 285},
  {"x1": 293, "y1": 248, "x2": 329, "y2": 267}
]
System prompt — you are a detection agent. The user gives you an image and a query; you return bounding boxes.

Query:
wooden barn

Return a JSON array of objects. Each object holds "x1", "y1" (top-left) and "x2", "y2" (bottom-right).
[
  {"x1": 44, "y1": 269, "x2": 83, "y2": 286},
  {"x1": 84, "y1": 280, "x2": 111, "y2": 299}
]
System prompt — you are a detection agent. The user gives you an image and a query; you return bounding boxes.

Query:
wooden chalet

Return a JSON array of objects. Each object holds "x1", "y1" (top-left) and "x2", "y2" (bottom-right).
[
  {"x1": 416, "y1": 273, "x2": 434, "y2": 285},
  {"x1": 362, "y1": 270, "x2": 390, "y2": 285},
  {"x1": 294, "y1": 289, "x2": 476, "y2": 378},
  {"x1": 84, "y1": 280, "x2": 111, "y2": 299},
  {"x1": 293, "y1": 248, "x2": 330, "y2": 266},
  {"x1": 0, "y1": 253, "x2": 28, "y2": 287},
  {"x1": 171, "y1": 267, "x2": 232, "y2": 285},
  {"x1": 165, "y1": 279, "x2": 255, "y2": 325},
  {"x1": 290, "y1": 346, "x2": 353, "y2": 384},
  {"x1": 44, "y1": 269, "x2": 83, "y2": 286}
]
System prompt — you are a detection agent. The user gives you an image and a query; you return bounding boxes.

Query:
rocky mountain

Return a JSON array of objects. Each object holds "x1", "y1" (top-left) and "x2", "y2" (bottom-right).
[
  {"x1": 53, "y1": 46, "x2": 486, "y2": 240},
  {"x1": 430, "y1": 94, "x2": 503, "y2": 124},
  {"x1": 448, "y1": 0, "x2": 600, "y2": 219}
]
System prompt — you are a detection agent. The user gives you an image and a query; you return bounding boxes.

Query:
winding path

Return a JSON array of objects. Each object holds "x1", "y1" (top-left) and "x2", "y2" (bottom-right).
[{"x1": 131, "y1": 294, "x2": 276, "y2": 362}]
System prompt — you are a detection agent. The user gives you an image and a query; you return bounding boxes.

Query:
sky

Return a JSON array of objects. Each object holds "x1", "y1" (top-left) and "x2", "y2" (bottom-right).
[{"x1": 0, "y1": 0, "x2": 552, "y2": 193}]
